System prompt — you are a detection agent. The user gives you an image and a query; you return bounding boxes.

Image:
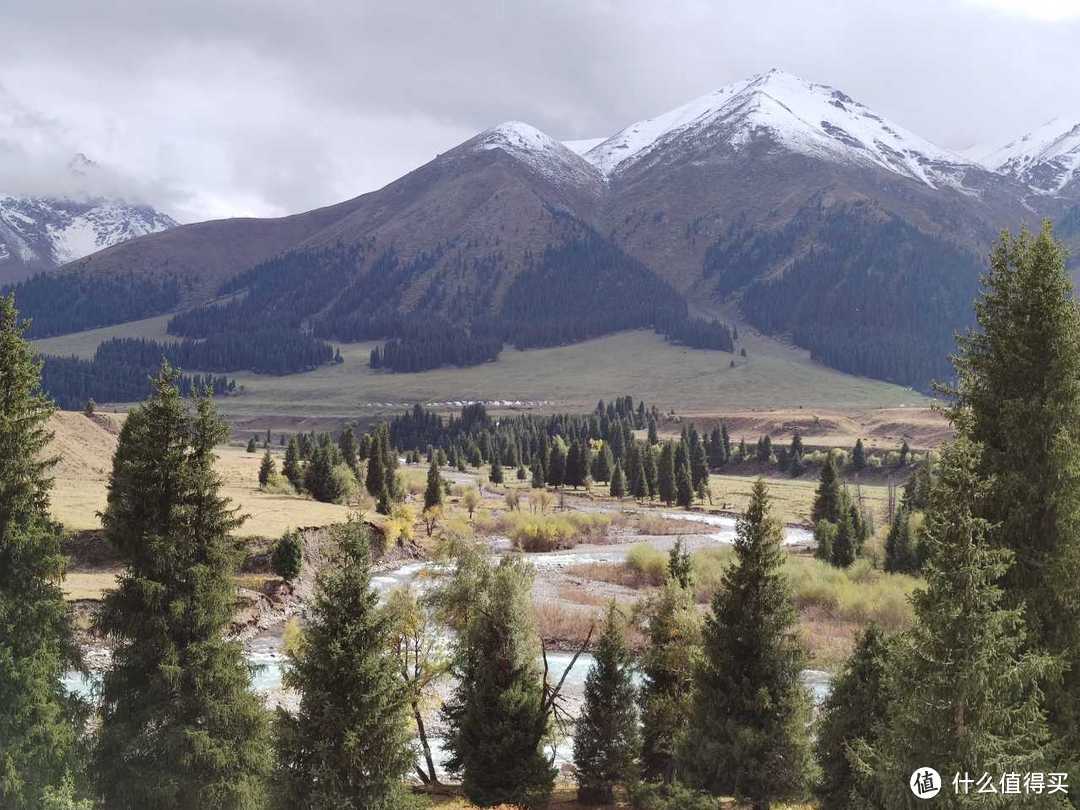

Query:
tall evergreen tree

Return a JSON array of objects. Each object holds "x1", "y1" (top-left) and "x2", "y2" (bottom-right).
[
  {"x1": 657, "y1": 443, "x2": 677, "y2": 506},
  {"x1": 609, "y1": 463, "x2": 626, "y2": 498},
  {"x1": 851, "y1": 438, "x2": 866, "y2": 471},
  {"x1": 424, "y1": 458, "x2": 444, "y2": 509},
  {"x1": 365, "y1": 433, "x2": 387, "y2": 500},
  {"x1": 304, "y1": 443, "x2": 343, "y2": 504},
  {"x1": 258, "y1": 448, "x2": 276, "y2": 487},
  {"x1": 442, "y1": 557, "x2": 556, "y2": 807},
  {"x1": 379, "y1": 425, "x2": 401, "y2": 502},
  {"x1": 950, "y1": 223, "x2": 1080, "y2": 766},
  {"x1": 678, "y1": 479, "x2": 813, "y2": 808},
  {"x1": 337, "y1": 426, "x2": 360, "y2": 478},
  {"x1": 860, "y1": 439, "x2": 1060, "y2": 809},
  {"x1": 667, "y1": 538, "x2": 693, "y2": 591},
  {"x1": 593, "y1": 445, "x2": 614, "y2": 483},
  {"x1": 707, "y1": 426, "x2": 725, "y2": 469},
  {"x1": 815, "y1": 625, "x2": 892, "y2": 810},
  {"x1": 643, "y1": 444, "x2": 658, "y2": 499},
  {"x1": 689, "y1": 431, "x2": 709, "y2": 496},
  {"x1": 547, "y1": 439, "x2": 567, "y2": 488},
  {"x1": 883, "y1": 508, "x2": 920, "y2": 574},
  {"x1": 282, "y1": 436, "x2": 303, "y2": 490},
  {"x1": 811, "y1": 453, "x2": 842, "y2": 524},
  {"x1": 831, "y1": 510, "x2": 855, "y2": 568},
  {"x1": 531, "y1": 458, "x2": 545, "y2": 489},
  {"x1": 638, "y1": 583, "x2": 700, "y2": 784},
  {"x1": 676, "y1": 463, "x2": 693, "y2": 509},
  {"x1": 579, "y1": 441, "x2": 593, "y2": 487},
  {"x1": 489, "y1": 453, "x2": 504, "y2": 485},
  {"x1": 565, "y1": 441, "x2": 584, "y2": 489},
  {"x1": 629, "y1": 447, "x2": 648, "y2": 500},
  {"x1": 0, "y1": 295, "x2": 85, "y2": 810},
  {"x1": 274, "y1": 521, "x2": 416, "y2": 809},
  {"x1": 574, "y1": 606, "x2": 641, "y2": 804},
  {"x1": 94, "y1": 368, "x2": 272, "y2": 809}
]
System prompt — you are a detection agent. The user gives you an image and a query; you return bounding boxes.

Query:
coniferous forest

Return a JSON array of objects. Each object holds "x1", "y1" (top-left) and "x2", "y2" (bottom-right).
[{"x1": 3, "y1": 222, "x2": 1080, "y2": 809}]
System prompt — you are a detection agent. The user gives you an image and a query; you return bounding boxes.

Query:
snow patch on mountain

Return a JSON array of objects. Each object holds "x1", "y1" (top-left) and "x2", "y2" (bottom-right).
[
  {"x1": 472, "y1": 122, "x2": 603, "y2": 189},
  {"x1": 563, "y1": 137, "x2": 605, "y2": 156},
  {"x1": 983, "y1": 116, "x2": 1080, "y2": 194},
  {"x1": 0, "y1": 195, "x2": 177, "y2": 271},
  {"x1": 579, "y1": 69, "x2": 977, "y2": 191}
]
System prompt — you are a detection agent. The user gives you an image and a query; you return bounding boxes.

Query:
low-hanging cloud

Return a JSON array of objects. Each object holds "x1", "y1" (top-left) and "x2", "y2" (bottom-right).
[{"x1": 2, "y1": 0, "x2": 1077, "y2": 222}]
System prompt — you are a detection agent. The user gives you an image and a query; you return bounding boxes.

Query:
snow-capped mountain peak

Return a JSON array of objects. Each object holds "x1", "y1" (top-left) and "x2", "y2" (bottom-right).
[
  {"x1": 579, "y1": 68, "x2": 977, "y2": 190},
  {"x1": 982, "y1": 116, "x2": 1080, "y2": 194},
  {"x1": 471, "y1": 121, "x2": 603, "y2": 189},
  {"x1": 0, "y1": 194, "x2": 177, "y2": 281}
]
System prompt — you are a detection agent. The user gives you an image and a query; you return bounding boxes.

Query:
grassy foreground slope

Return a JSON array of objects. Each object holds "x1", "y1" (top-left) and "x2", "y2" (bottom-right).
[{"x1": 48, "y1": 411, "x2": 352, "y2": 536}]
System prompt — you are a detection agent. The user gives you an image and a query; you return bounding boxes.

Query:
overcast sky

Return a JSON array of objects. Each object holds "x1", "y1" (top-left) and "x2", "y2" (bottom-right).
[{"x1": 2, "y1": 0, "x2": 1078, "y2": 222}]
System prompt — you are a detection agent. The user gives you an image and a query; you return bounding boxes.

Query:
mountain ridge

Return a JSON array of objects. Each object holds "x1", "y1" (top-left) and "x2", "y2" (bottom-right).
[{"x1": 11, "y1": 69, "x2": 1080, "y2": 390}]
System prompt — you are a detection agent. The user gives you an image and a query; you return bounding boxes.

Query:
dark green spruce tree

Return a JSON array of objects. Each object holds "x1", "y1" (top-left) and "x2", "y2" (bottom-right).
[
  {"x1": 831, "y1": 510, "x2": 855, "y2": 568},
  {"x1": 678, "y1": 479, "x2": 813, "y2": 808},
  {"x1": 573, "y1": 606, "x2": 641, "y2": 804},
  {"x1": 643, "y1": 445, "x2": 658, "y2": 499},
  {"x1": 950, "y1": 222, "x2": 1080, "y2": 769},
  {"x1": 424, "y1": 457, "x2": 443, "y2": 509},
  {"x1": 531, "y1": 458, "x2": 545, "y2": 489},
  {"x1": 0, "y1": 294, "x2": 85, "y2": 810},
  {"x1": 675, "y1": 462, "x2": 693, "y2": 509},
  {"x1": 365, "y1": 433, "x2": 387, "y2": 500},
  {"x1": 273, "y1": 520, "x2": 417, "y2": 810},
  {"x1": 629, "y1": 448, "x2": 648, "y2": 501},
  {"x1": 283, "y1": 436, "x2": 303, "y2": 490},
  {"x1": 811, "y1": 453, "x2": 842, "y2": 524},
  {"x1": 861, "y1": 439, "x2": 1060, "y2": 809},
  {"x1": 657, "y1": 442, "x2": 677, "y2": 506},
  {"x1": 638, "y1": 582, "x2": 700, "y2": 784},
  {"x1": 609, "y1": 463, "x2": 626, "y2": 498},
  {"x1": 94, "y1": 368, "x2": 273, "y2": 809},
  {"x1": 851, "y1": 439, "x2": 866, "y2": 471},
  {"x1": 337, "y1": 426, "x2": 360, "y2": 479},
  {"x1": 258, "y1": 448, "x2": 275, "y2": 487},
  {"x1": 815, "y1": 625, "x2": 892, "y2": 810},
  {"x1": 442, "y1": 556, "x2": 556, "y2": 807}
]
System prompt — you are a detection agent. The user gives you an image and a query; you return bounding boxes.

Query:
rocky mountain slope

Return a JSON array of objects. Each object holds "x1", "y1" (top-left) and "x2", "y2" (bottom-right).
[
  {"x1": 14, "y1": 70, "x2": 1080, "y2": 389},
  {"x1": 984, "y1": 115, "x2": 1080, "y2": 201}
]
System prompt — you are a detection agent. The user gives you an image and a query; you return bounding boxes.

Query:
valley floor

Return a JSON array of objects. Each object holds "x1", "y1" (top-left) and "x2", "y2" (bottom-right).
[{"x1": 32, "y1": 317, "x2": 929, "y2": 417}]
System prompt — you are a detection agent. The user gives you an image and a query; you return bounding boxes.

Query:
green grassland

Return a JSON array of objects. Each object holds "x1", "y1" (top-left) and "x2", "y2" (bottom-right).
[
  {"x1": 33, "y1": 315, "x2": 927, "y2": 417},
  {"x1": 31, "y1": 312, "x2": 178, "y2": 358}
]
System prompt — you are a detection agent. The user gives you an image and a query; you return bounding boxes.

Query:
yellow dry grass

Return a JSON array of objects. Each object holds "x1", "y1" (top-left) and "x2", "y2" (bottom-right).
[
  {"x1": 47, "y1": 411, "x2": 355, "y2": 537},
  {"x1": 707, "y1": 473, "x2": 892, "y2": 527},
  {"x1": 61, "y1": 570, "x2": 121, "y2": 601}
]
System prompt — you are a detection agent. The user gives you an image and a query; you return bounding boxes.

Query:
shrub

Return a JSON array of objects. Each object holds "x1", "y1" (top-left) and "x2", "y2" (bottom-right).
[
  {"x1": 262, "y1": 471, "x2": 295, "y2": 495},
  {"x1": 383, "y1": 504, "x2": 415, "y2": 548},
  {"x1": 629, "y1": 781, "x2": 725, "y2": 809},
  {"x1": 330, "y1": 463, "x2": 359, "y2": 505},
  {"x1": 271, "y1": 532, "x2": 304, "y2": 582},
  {"x1": 688, "y1": 547, "x2": 733, "y2": 601},
  {"x1": 785, "y1": 557, "x2": 917, "y2": 631},
  {"x1": 507, "y1": 512, "x2": 613, "y2": 551},
  {"x1": 626, "y1": 543, "x2": 668, "y2": 586}
]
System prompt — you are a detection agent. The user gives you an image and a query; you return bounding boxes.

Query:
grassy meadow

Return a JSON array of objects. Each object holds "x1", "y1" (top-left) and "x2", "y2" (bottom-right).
[{"x1": 33, "y1": 315, "x2": 927, "y2": 417}]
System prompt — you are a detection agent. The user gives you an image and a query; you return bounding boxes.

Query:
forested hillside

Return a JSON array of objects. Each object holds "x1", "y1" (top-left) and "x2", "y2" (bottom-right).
[{"x1": 725, "y1": 204, "x2": 984, "y2": 386}]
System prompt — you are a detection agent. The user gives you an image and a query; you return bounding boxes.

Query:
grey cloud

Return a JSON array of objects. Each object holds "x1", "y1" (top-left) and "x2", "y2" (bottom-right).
[{"x1": 2, "y1": 0, "x2": 1077, "y2": 220}]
